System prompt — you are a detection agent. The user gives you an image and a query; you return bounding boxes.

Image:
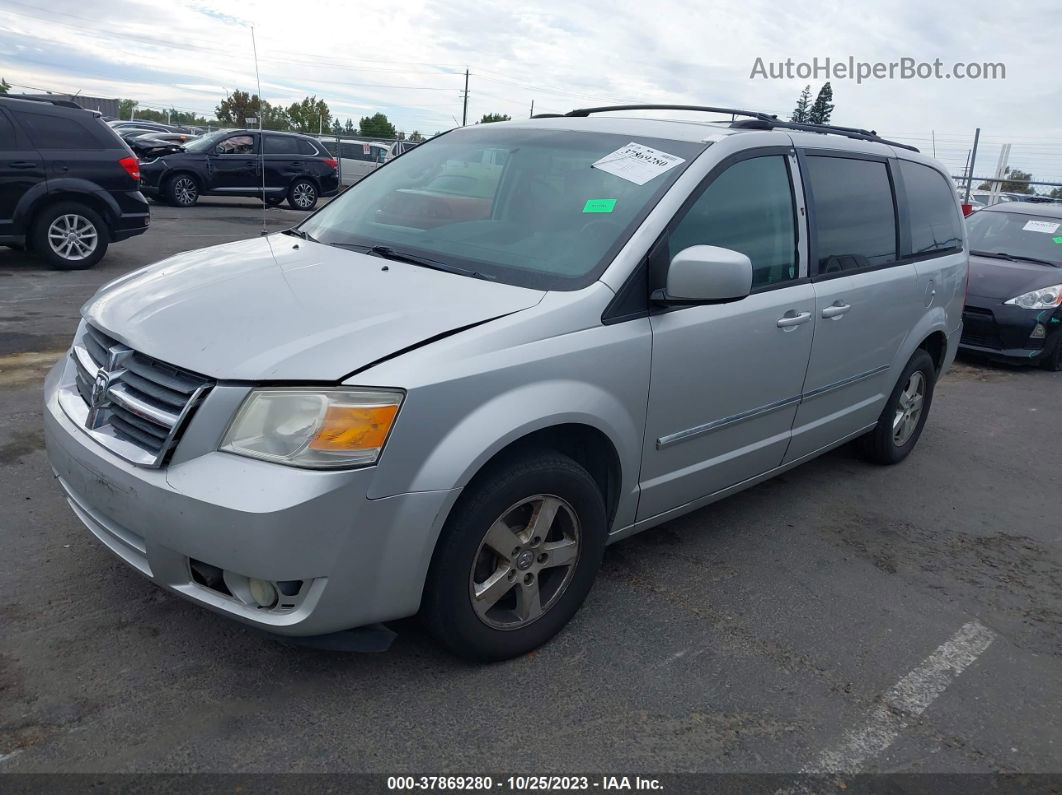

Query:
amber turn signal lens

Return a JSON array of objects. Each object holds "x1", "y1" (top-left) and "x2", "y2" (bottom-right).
[{"x1": 308, "y1": 404, "x2": 399, "y2": 451}]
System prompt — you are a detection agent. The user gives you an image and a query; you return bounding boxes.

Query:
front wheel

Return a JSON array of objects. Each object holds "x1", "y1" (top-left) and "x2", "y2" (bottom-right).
[
  {"x1": 1039, "y1": 336, "x2": 1062, "y2": 372},
  {"x1": 288, "y1": 179, "x2": 318, "y2": 210},
  {"x1": 422, "y1": 450, "x2": 607, "y2": 661},
  {"x1": 31, "y1": 202, "x2": 109, "y2": 270},
  {"x1": 165, "y1": 174, "x2": 199, "y2": 207},
  {"x1": 860, "y1": 349, "x2": 937, "y2": 464}
]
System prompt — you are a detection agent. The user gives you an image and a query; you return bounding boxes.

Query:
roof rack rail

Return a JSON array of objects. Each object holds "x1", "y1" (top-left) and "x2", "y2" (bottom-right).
[
  {"x1": 565, "y1": 104, "x2": 777, "y2": 121},
  {"x1": 730, "y1": 117, "x2": 919, "y2": 152},
  {"x1": 556, "y1": 103, "x2": 919, "y2": 153},
  {"x1": 4, "y1": 94, "x2": 89, "y2": 111}
]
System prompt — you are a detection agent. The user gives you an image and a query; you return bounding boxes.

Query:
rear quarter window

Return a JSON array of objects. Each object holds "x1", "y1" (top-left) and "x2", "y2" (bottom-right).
[
  {"x1": 898, "y1": 160, "x2": 964, "y2": 255},
  {"x1": 297, "y1": 138, "x2": 318, "y2": 155},
  {"x1": 16, "y1": 111, "x2": 109, "y2": 149}
]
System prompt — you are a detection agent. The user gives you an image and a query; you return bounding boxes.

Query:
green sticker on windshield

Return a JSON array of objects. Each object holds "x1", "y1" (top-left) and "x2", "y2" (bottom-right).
[
  {"x1": 1054, "y1": 236, "x2": 1062, "y2": 244},
  {"x1": 583, "y1": 198, "x2": 617, "y2": 214}
]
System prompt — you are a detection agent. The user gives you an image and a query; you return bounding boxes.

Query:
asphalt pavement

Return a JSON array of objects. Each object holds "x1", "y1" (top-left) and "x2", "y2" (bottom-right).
[{"x1": 1, "y1": 197, "x2": 1060, "y2": 776}]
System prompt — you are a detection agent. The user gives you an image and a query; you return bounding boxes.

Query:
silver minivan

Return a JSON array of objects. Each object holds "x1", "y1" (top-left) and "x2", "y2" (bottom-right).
[{"x1": 44, "y1": 106, "x2": 967, "y2": 660}]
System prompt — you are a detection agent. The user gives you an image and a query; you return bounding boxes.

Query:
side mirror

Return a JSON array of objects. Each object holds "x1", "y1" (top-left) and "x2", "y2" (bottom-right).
[{"x1": 654, "y1": 245, "x2": 753, "y2": 304}]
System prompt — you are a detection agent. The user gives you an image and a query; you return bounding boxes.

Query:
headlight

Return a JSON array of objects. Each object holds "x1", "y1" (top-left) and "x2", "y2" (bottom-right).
[
  {"x1": 1004, "y1": 284, "x2": 1062, "y2": 310},
  {"x1": 220, "y1": 387, "x2": 403, "y2": 469}
]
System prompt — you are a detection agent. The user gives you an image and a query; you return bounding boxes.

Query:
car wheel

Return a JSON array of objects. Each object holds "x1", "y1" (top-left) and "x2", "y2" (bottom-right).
[
  {"x1": 165, "y1": 174, "x2": 199, "y2": 207},
  {"x1": 288, "y1": 179, "x2": 318, "y2": 211},
  {"x1": 1039, "y1": 336, "x2": 1062, "y2": 372},
  {"x1": 31, "y1": 202, "x2": 109, "y2": 270},
  {"x1": 859, "y1": 349, "x2": 936, "y2": 465},
  {"x1": 422, "y1": 450, "x2": 607, "y2": 662}
]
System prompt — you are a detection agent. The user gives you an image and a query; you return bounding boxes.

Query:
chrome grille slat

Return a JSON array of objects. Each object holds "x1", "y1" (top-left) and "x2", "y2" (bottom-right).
[
  {"x1": 68, "y1": 324, "x2": 213, "y2": 467},
  {"x1": 125, "y1": 354, "x2": 202, "y2": 395}
]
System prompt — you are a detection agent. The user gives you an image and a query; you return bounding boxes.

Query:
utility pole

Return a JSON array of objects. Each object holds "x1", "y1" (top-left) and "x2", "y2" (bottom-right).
[
  {"x1": 964, "y1": 127, "x2": 980, "y2": 204},
  {"x1": 530, "y1": 99, "x2": 534, "y2": 118},
  {"x1": 461, "y1": 68, "x2": 469, "y2": 126}
]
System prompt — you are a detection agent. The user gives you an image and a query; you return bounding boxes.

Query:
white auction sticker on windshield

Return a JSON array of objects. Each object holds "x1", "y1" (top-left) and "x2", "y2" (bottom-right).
[
  {"x1": 1023, "y1": 220, "x2": 1060, "y2": 234},
  {"x1": 591, "y1": 142, "x2": 685, "y2": 185}
]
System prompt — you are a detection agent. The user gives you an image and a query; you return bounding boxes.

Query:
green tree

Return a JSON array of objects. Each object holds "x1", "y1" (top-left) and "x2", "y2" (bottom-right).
[
  {"x1": 216, "y1": 90, "x2": 262, "y2": 126},
  {"x1": 358, "y1": 112, "x2": 396, "y2": 139},
  {"x1": 330, "y1": 119, "x2": 342, "y2": 136},
  {"x1": 479, "y1": 112, "x2": 511, "y2": 124},
  {"x1": 790, "y1": 85, "x2": 811, "y2": 123},
  {"x1": 286, "y1": 95, "x2": 331, "y2": 133},
  {"x1": 119, "y1": 98, "x2": 138, "y2": 119},
  {"x1": 807, "y1": 82, "x2": 834, "y2": 125},
  {"x1": 261, "y1": 103, "x2": 291, "y2": 131},
  {"x1": 978, "y1": 167, "x2": 1035, "y2": 194},
  {"x1": 409, "y1": 130, "x2": 424, "y2": 142},
  {"x1": 0, "y1": 77, "x2": 10, "y2": 95},
  {"x1": 343, "y1": 117, "x2": 356, "y2": 134},
  {"x1": 1049, "y1": 186, "x2": 1062, "y2": 199}
]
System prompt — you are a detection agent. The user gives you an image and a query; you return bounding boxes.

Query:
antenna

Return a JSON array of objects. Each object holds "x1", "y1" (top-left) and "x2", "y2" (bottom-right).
[{"x1": 251, "y1": 25, "x2": 267, "y2": 234}]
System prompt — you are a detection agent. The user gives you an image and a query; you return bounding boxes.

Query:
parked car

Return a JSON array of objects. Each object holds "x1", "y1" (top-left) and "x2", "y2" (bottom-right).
[
  {"x1": 0, "y1": 96, "x2": 149, "y2": 269},
  {"x1": 384, "y1": 139, "x2": 418, "y2": 162},
  {"x1": 109, "y1": 120, "x2": 175, "y2": 134},
  {"x1": 138, "y1": 129, "x2": 339, "y2": 209},
  {"x1": 960, "y1": 202, "x2": 1062, "y2": 370},
  {"x1": 44, "y1": 106, "x2": 965, "y2": 660},
  {"x1": 324, "y1": 139, "x2": 390, "y2": 186}
]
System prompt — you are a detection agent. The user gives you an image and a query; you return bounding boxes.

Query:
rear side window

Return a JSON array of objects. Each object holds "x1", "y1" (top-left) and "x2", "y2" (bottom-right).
[
  {"x1": 16, "y1": 111, "x2": 104, "y2": 149},
  {"x1": 899, "y1": 160, "x2": 964, "y2": 255},
  {"x1": 297, "y1": 138, "x2": 318, "y2": 155},
  {"x1": 264, "y1": 135, "x2": 299, "y2": 155},
  {"x1": 669, "y1": 155, "x2": 798, "y2": 290},
  {"x1": 806, "y1": 156, "x2": 897, "y2": 274}
]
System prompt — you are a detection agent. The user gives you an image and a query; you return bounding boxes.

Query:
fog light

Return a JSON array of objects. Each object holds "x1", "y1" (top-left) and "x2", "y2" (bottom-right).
[
  {"x1": 248, "y1": 578, "x2": 278, "y2": 608},
  {"x1": 1031, "y1": 323, "x2": 1047, "y2": 340}
]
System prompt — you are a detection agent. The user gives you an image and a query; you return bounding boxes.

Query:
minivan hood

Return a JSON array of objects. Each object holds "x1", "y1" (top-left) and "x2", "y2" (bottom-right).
[
  {"x1": 84, "y1": 235, "x2": 544, "y2": 381},
  {"x1": 967, "y1": 253, "x2": 1062, "y2": 301}
]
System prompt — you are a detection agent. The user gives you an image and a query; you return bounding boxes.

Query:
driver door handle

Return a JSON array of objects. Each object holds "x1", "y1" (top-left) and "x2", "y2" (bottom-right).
[
  {"x1": 777, "y1": 311, "x2": 812, "y2": 328},
  {"x1": 822, "y1": 303, "x2": 852, "y2": 319}
]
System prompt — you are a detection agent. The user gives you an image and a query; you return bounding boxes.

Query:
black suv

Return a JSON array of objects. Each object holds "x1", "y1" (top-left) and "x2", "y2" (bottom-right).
[
  {"x1": 0, "y1": 96, "x2": 150, "y2": 269},
  {"x1": 138, "y1": 129, "x2": 340, "y2": 210}
]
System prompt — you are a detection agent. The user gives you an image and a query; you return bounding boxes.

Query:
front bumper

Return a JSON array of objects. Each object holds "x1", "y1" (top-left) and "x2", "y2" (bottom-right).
[
  {"x1": 43, "y1": 354, "x2": 459, "y2": 636},
  {"x1": 960, "y1": 294, "x2": 1062, "y2": 363}
]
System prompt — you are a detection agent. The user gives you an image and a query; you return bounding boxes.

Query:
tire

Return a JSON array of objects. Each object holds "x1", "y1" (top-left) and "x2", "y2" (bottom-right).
[
  {"x1": 1039, "y1": 335, "x2": 1062, "y2": 372},
  {"x1": 422, "y1": 450, "x2": 607, "y2": 662},
  {"x1": 860, "y1": 349, "x2": 937, "y2": 465},
  {"x1": 165, "y1": 173, "x2": 199, "y2": 207},
  {"x1": 30, "y1": 202, "x2": 109, "y2": 270},
  {"x1": 287, "y1": 179, "x2": 318, "y2": 211}
]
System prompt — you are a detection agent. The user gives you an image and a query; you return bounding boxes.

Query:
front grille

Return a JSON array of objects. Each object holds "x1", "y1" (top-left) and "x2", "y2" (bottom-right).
[{"x1": 71, "y1": 324, "x2": 212, "y2": 466}]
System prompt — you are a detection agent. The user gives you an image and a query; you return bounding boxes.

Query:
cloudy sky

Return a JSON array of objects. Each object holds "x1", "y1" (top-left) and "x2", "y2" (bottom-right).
[{"x1": 2, "y1": 0, "x2": 1061, "y2": 185}]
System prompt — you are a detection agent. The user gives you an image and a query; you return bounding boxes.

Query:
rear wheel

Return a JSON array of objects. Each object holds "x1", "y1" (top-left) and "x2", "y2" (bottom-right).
[
  {"x1": 860, "y1": 349, "x2": 936, "y2": 464},
  {"x1": 422, "y1": 450, "x2": 607, "y2": 661},
  {"x1": 165, "y1": 174, "x2": 199, "y2": 207},
  {"x1": 31, "y1": 202, "x2": 109, "y2": 270},
  {"x1": 288, "y1": 179, "x2": 318, "y2": 210}
]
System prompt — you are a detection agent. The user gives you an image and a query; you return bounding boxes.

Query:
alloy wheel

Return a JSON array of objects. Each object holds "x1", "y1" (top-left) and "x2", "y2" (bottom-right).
[
  {"x1": 47, "y1": 214, "x2": 98, "y2": 261},
  {"x1": 293, "y1": 182, "x2": 315, "y2": 208},
  {"x1": 468, "y1": 494, "x2": 581, "y2": 630},
  {"x1": 893, "y1": 370, "x2": 926, "y2": 446},
  {"x1": 174, "y1": 177, "x2": 197, "y2": 205}
]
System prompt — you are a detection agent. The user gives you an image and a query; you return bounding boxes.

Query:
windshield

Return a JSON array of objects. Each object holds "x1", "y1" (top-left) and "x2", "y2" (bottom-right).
[
  {"x1": 182, "y1": 130, "x2": 231, "y2": 153},
  {"x1": 967, "y1": 210, "x2": 1062, "y2": 266},
  {"x1": 299, "y1": 126, "x2": 706, "y2": 289}
]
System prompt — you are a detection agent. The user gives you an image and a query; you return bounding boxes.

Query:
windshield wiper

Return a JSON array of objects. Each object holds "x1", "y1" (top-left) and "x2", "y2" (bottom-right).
[
  {"x1": 282, "y1": 228, "x2": 317, "y2": 243},
  {"x1": 362, "y1": 245, "x2": 490, "y2": 279},
  {"x1": 971, "y1": 250, "x2": 1057, "y2": 266}
]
